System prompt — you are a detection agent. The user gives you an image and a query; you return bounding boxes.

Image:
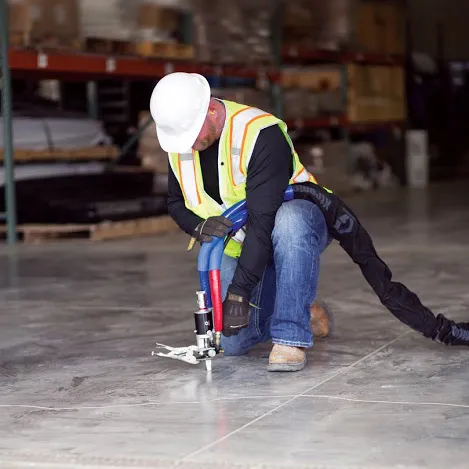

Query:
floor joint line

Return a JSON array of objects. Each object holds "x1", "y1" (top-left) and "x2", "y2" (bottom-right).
[{"x1": 179, "y1": 331, "x2": 410, "y2": 462}]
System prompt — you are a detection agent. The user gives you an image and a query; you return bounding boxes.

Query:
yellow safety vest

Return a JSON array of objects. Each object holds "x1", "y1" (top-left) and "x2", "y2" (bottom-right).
[{"x1": 168, "y1": 99, "x2": 318, "y2": 258}]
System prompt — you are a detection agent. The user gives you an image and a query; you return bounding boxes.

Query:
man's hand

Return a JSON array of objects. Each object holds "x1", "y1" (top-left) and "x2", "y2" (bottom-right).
[
  {"x1": 222, "y1": 291, "x2": 250, "y2": 337},
  {"x1": 192, "y1": 216, "x2": 233, "y2": 243}
]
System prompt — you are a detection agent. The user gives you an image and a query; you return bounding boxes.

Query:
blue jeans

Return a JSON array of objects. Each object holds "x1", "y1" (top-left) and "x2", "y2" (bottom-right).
[{"x1": 220, "y1": 199, "x2": 330, "y2": 356}]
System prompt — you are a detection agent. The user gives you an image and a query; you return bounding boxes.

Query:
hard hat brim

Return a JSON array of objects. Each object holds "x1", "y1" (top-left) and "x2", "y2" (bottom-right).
[{"x1": 155, "y1": 74, "x2": 211, "y2": 153}]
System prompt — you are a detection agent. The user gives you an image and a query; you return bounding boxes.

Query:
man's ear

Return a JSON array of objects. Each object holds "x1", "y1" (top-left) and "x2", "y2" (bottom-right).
[{"x1": 208, "y1": 99, "x2": 217, "y2": 115}]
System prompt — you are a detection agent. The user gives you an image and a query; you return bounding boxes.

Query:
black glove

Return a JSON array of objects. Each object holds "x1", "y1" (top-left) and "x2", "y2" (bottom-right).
[
  {"x1": 432, "y1": 313, "x2": 469, "y2": 346},
  {"x1": 192, "y1": 216, "x2": 233, "y2": 243},
  {"x1": 222, "y1": 291, "x2": 250, "y2": 337}
]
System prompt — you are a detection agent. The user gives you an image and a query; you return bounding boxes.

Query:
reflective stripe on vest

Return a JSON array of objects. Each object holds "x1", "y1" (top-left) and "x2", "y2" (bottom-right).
[
  {"x1": 230, "y1": 106, "x2": 271, "y2": 186},
  {"x1": 292, "y1": 164, "x2": 314, "y2": 184},
  {"x1": 178, "y1": 151, "x2": 201, "y2": 207}
]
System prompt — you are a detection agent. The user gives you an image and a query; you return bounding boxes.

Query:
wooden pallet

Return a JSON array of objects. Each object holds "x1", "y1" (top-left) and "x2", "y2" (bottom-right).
[
  {"x1": 0, "y1": 145, "x2": 120, "y2": 163},
  {"x1": 9, "y1": 32, "x2": 83, "y2": 51},
  {"x1": 134, "y1": 42, "x2": 194, "y2": 60},
  {"x1": 84, "y1": 37, "x2": 135, "y2": 55},
  {"x1": 0, "y1": 216, "x2": 178, "y2": 244}
]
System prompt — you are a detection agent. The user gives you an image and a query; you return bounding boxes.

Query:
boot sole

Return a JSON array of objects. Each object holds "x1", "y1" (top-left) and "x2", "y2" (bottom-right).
[{"x1": 267, "y1": 359, "x2": 306, "y2": 372}]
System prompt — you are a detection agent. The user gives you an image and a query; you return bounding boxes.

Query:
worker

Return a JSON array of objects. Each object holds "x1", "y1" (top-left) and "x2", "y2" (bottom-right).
[{"x1": 149, "y1": 72, "x2": 331, "y2": 372}]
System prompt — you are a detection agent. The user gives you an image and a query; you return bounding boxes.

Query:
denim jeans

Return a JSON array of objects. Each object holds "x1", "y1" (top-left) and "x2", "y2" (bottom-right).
[{"x1": 220, "y1": 199, "x2": 330, "y2": 356}]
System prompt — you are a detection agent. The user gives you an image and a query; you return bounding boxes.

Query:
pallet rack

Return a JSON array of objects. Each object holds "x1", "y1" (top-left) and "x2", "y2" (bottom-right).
[{"x1": 1, "y1": 1, "x2": 407, "y2": 244}]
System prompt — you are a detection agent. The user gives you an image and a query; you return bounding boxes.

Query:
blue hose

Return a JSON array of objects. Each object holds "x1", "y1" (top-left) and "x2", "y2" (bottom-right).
[{"x1": 197, "y1": 185, "x2": 294, "y2": 302}]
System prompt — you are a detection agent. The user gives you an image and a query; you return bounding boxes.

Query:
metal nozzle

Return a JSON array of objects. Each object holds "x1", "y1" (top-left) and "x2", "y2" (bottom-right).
[{"x1": 196, "y1": 291, "x2": 207, "y2": 311}]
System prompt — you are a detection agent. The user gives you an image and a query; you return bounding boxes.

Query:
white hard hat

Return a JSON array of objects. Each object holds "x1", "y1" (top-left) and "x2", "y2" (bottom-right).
[{"x1": 149, "y1": 72, "x2": 211, "y2": 153}]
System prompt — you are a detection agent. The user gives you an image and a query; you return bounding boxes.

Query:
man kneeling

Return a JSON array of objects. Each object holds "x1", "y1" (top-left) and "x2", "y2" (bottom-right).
[{"x1": 150, "y1": 72, "x2": 330, "y2": 371}]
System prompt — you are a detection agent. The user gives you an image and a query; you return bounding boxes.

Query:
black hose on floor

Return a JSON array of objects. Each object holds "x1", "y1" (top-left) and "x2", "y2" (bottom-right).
[{"x1": 292, "y1": 182, "x2": 469, "y2": 346}]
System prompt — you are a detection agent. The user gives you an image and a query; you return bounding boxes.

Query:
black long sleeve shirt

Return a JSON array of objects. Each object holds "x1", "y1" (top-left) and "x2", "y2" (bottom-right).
[{"x1": 167, "y1": 124, "x2": 293, "y2": 298}]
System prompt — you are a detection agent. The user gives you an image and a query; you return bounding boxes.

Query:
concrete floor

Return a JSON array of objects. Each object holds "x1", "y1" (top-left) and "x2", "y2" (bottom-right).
[{"x1": 1, "y1": 182, "x2": 469, "y2": 469}]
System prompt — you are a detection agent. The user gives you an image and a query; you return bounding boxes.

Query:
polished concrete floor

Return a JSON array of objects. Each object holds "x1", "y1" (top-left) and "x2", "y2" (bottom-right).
[{"x1": 1, "y1": 182, "x2": 469, "y2": 469}]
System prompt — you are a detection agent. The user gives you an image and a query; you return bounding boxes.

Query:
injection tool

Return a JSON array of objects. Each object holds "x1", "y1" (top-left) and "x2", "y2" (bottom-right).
[{"x1": 151, "y1": 190, "x2": 278, "y2": 371}]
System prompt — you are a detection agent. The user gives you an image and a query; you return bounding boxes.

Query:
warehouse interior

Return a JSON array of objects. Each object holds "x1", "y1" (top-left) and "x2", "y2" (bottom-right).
[{"x1": 1, "y1": 1, "x2": 469, "y2": 468}]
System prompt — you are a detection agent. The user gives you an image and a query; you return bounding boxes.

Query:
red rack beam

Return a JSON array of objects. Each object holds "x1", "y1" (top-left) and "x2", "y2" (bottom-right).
[
  {"x1": 8, "y1": 49, "x2": 280, "y2": 81},
  {"x1": 286, "y1": 116, "x2": 404, "y2": 131},
  {"x1": 286, "y1": 115, "x2": 348, "y2": 129},
  {"x1": 282, "y1": 46, "x2": 405, "y2": 66}
]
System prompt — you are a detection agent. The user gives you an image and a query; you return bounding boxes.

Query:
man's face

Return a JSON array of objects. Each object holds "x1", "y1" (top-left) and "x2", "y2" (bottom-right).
[{"x1": 192, "y1": 113, "x2": 219, "y2": 152}]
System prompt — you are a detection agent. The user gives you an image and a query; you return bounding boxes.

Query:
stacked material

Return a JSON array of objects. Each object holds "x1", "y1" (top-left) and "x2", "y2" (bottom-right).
[
  {"x1": 135, "y1": 1, "x2": 182, "y2": 43},
  {"x1": 80, "y1": 0, "x2": 186, "y2": 43},
  {"x1": 295, "y1": 141, "x2": 351, "y2": 194},
  {"x1": 347, "y1": 64, "x2": 406, "y2": 123},
  {"x1": 283, "y1": 0, "x2": 404, "y2": 55},
  {"x1": 211, "y1": 88, "x2": 274, "y2": 114},
  {"x1": 8, "y1": 0, "x2": 81, "y2": 49},
  {"x1": 354, "y1": 0, "x2": 405, "y2": 54},
  {"x1": 80, "y1": 0, "x2": 135, "y2": 40},
  {"x1": 283, "y1": 0, "x2": 355, "y2": 51},
  {"x1": 281, "y1": 66, "x2": 345, "y2": 120},
  {"x1": 192, "y1": 0, "x2": 275, "y2": 64},
  {"x1": 137, "y1": 112, "x2": 168, "y2": 173}
]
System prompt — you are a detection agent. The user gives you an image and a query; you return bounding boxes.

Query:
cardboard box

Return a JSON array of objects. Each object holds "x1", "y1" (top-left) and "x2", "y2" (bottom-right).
[
  {"x1": 9, "y1": 0, "x2": 80, "y2": 46},
  {"x1": 137, "y1": 111, "x2": 169, "y2": 174},
  {"x1": 348, "y1": 64, "x2": 405, "y2": 100},
  {"x1": 136, "y1": 3, "x2": 181, "y2": 32},
  {"x1": 355, "y1": 1, "x2": 405, "y2": 54},
  {"x1": 281, "y1": 66, "x2": 342, "y2": 91},
  {"x1": 298, "y1": 67, "x2": 342, "y2": 91}
]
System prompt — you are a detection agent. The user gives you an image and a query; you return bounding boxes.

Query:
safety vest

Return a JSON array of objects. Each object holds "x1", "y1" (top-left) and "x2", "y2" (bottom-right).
[{"x1": 168, "y1": 99, "x2": 318, "y2": 258}]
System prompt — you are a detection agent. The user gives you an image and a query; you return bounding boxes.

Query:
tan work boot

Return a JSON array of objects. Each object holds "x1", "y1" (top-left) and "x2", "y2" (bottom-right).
[
  {"x1": 268, "y1": 344, "x2": 306, "y2": 372},
  {"x1": 310, "y1": 301, "x2": 330, "y2": 338}
]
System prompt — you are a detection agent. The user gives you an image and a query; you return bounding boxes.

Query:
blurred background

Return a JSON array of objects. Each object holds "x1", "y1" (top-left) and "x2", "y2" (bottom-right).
[{"x1": 0, "y1": 0, "x2": 468, "y2": 243}]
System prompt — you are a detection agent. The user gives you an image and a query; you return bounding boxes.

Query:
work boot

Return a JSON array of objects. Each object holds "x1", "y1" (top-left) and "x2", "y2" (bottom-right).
[
  {"x1": 310, "y1": 301, "x2": 330, "y2": 338},
  {"x1": 268, "y1": 344, "x2": 306, "y2": 372}
]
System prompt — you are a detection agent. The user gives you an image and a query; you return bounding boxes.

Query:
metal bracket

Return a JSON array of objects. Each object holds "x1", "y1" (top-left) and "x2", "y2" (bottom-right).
[{"x1": 151, "y1": 343, "x2": 216, "y2": 371}]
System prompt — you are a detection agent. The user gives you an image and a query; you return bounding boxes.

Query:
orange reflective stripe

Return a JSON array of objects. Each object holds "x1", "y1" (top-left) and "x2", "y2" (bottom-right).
[
  {"x1": 239, "y1": 113, "x2": 270, "y2": 177},
  {"x1": 192, "y1": 151, "x2": 202, "y2": 204},
  {"x1": 291, "y1": 166, "x2": 304, "y2": 183},
  {"x1": 177, "y1": 153, "x2": 189, "y2": 202},
  {"x1": 229, "y1": 106, "x2": 251, "y2": 186},
  {"x1": 177, "y1": 152, "x2": 201, "y2": 206}
]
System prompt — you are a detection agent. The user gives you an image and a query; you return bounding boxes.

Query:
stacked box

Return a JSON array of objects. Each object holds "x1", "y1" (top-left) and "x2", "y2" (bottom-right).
[
  {"x1": 355, "y1": 1, "x2": 405, "y2": 54},
  {"x1": 137, "y1": 112, "x2": 168, "y2": 174},
  {"x1": 192, "y1": 0, "x2": 275, "y2": 64},
  {"x1": 211, "y1": 88, "x2": 274, "y2": 114},
  {"x1": 8, "y1": 0, "x2": 80, "y2": 49},
  {"x1": 80, "y1": 0, "x2": 135, "y2": 41},
  {"x1": 347, "y1": 64, "x2": 406, "y2": 123},
  {"x1": 283, "y1": 0, "x2": 355, "y2": 50},
  {"x1": 283, "y1": 0, "x2": 404, "y2": 55},
  {"x1": 281, "y1": 66, "x2": 346, "y2": 118},
  {"x1": 134, "y1": 1, "x2": 183, "y2": 43},
  {"x1": 80, "y1": 0, "x2": 186, "y2": 44},
  {"x1": 282, "y1": 90, "x2": 314, "y2": 120}
]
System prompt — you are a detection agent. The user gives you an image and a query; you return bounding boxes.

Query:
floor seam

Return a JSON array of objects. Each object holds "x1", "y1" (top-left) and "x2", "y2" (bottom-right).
[
  {"x1": 300, "y1": 394, "x2": 469, "y2": 409},
  {"x1": 178, "y1": 331, "x2": 411, "y2": 462}
]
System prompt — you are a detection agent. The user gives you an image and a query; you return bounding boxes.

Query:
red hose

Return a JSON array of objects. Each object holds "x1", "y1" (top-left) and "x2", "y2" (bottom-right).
[{"x1": 209, "y1": 270, "x2": 223, "y2": 332}]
